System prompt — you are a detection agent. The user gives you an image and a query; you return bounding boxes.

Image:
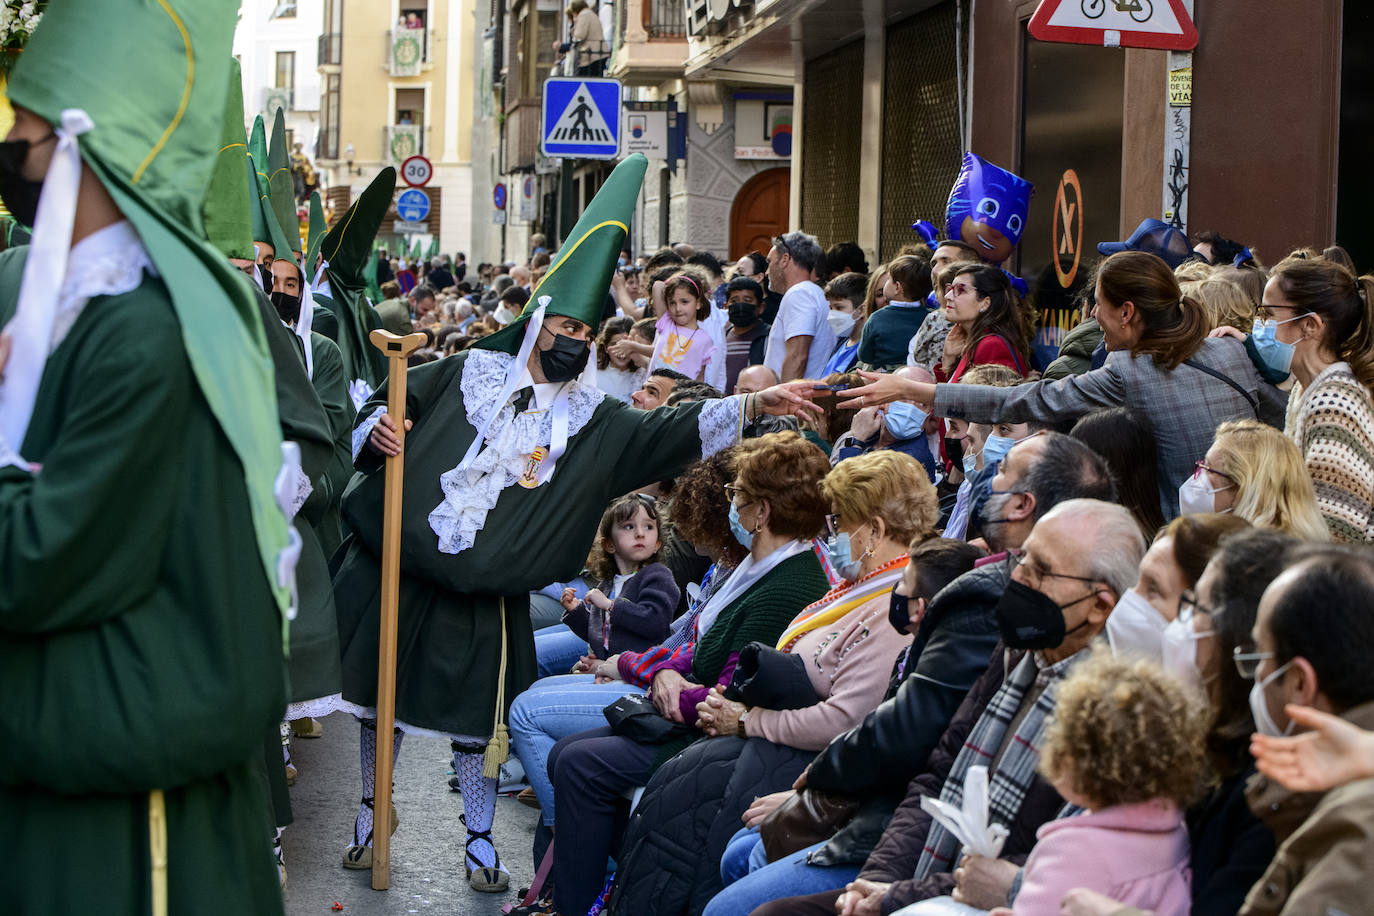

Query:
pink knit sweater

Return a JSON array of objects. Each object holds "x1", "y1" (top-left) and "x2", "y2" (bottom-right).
[{"x1": 742, "y1": 592, "x2": 911, "y2": 751}]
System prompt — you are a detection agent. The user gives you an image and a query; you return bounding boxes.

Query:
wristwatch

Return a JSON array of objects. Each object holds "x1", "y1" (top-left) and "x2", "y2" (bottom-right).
[{"x1": 735, "y1": 709, "x2": 750, "y2": 738}]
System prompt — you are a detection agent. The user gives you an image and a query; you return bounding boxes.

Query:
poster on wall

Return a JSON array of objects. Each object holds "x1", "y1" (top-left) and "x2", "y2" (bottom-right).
[{"x1": 734, "y1": 91, "x2": 793, "y2": 160}]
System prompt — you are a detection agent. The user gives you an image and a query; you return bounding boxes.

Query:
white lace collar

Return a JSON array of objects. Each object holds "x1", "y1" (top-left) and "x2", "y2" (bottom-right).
[
  {"x1": 426, "y1": 348, "x2": 607, "y2": 554},
  {"x1": 52, "y1": 220, "x2": 156, "y2": 352}
]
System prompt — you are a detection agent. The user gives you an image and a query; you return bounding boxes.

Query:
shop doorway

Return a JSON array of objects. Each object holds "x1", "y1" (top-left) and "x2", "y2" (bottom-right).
[{"x1": 730, "y1": 167, "x2": 791, "y2": 261}]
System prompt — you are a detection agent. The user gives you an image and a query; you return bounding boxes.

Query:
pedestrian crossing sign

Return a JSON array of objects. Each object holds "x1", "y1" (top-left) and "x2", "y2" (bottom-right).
[{"x1": 540, "y1": 77, "x2": 622, "y2": 159}]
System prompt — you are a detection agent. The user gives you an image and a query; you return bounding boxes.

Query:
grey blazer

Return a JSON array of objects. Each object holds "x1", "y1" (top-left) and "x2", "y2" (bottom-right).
[{"x1": 933, "y1": 336, "x2": 1287, "y2": 517}]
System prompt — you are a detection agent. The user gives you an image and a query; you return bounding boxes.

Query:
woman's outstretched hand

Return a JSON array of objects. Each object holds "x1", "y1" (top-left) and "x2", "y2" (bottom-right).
[{"x1": 833, "y1": 371, "x2": 935, "y2": 411}]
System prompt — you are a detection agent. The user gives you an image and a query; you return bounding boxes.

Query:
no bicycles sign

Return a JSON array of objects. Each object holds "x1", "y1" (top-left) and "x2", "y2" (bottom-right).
[{"x1": 1028, "y1": 0, "x2": 1198, "y2": 50}]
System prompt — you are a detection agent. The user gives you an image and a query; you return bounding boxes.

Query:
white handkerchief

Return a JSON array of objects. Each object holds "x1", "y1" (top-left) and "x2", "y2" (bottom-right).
[{"x1": 919, "y1": 766, "x2": 1010, "y2": 859}]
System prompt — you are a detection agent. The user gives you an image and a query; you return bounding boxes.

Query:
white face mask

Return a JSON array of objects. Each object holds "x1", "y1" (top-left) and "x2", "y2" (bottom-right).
[
  {"x1": 1160, "y1": 614, "x2": 1213, "y2": 690},
  {"x1": 1106, "y1": 587, "x2": 1170, "y2": 660},
  {"x1": 827, "y1": 309, "x2": 856, "y2": 340},
  {"x1": 1249, "y1": 661, "x2": 1295, "y2": 737},
  {"x1": 1178, "y1": 470, "x2": 1234, "y2": 516}
]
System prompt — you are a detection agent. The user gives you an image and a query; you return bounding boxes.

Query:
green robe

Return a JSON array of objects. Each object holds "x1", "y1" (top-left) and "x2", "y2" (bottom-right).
[
  {"x1": 311, "y1": 291, "x2": 385, "y2": 390},
  {"x1": 308, "y1": 331, "x2": 356, "y2": 560},
  {"x1": 334, "y1": 350, "x2": 739, "y2": 737},
  {"x1": 0, "y1": 256, "x2": 285, "y2": 914}
]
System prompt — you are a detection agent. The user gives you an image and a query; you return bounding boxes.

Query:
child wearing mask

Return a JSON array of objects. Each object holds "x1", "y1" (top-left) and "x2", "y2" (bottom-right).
[
  {"x1": 824, "y1": 272, "x2": 869, "y2": 375},
  {"x1": 724, "y1": 276, "x2": 770, "y2": 392}
]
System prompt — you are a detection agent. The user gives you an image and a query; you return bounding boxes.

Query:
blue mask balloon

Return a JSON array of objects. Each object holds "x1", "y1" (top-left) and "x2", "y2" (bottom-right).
[
  {"x1": 885, "y1": 401, "x2": 928, "y2": 441},
  {"x1": 945, "y1": 152, "x2": 1033, "y2": 265}
]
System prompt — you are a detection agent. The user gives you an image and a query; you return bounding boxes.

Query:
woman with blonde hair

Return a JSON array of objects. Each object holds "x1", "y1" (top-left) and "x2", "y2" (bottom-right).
[
  {"x1": 1181, "y1": 419, "x2": 1330, "y2": 541},
  {"x1": 1183, "y1": 277, "x2": 1255, "y2": 332}
]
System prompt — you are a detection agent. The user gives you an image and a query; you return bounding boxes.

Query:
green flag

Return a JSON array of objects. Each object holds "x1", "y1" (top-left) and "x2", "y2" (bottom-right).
[
  {"x1": 201, "y1": 58, "x2": 255, "y2": 262},
  {"x1": 9, "y1": 0, "x2": 290, "y2": 611},
  {"x1": 425, "y1": 235, "x2": 439, "y2": 261},
  {"x1": 476, "y1": 153, "x2": 648, "y2": 355},
  {"x1": 410, "y1": 239, "x2": 421, "y2": 262}
]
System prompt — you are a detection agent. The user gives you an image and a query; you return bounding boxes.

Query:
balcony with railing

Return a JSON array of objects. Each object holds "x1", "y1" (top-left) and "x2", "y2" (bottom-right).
[
  {"x1": 318, "y1": 32, "x2": 341, "y2": 67},
  {"x1": 385, "y1": 27, "x2": 433, "y2": 76},
  {"x1": 607, "y1": 0, "x2": 689, "y2": 85},
  {"x1": 502, "y1": 97, "x2": 542, "y2": 174}
]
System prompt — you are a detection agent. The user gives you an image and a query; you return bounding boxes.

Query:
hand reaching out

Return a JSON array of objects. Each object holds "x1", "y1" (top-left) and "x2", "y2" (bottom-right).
[{"x1": 1250, "y1": 703, "x2": 1374, "y2": 792}]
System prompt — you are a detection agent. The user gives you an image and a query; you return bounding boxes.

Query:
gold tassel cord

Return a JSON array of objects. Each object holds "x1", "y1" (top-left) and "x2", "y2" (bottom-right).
[
  {"x1": 149, "y1": 789, "x2": 168, "y2": 916},
  {"x1": 483, "y1": 597, "x2": 511, "y2": 779}
]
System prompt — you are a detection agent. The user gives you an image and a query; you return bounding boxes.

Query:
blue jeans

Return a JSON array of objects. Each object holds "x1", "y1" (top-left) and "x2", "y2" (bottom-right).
[
  {"x1": 534, "y1": 624, "x2": 588, "y2": 678},
  {"x1": 507, "y1": 674, "x2": 647, "y2": 826},
  {"x1": 701, "y1": 839, "x2": 860, "y2": 916},
  {"x1": 720, "y1": 826, "x2": 769, "y2": 885}
]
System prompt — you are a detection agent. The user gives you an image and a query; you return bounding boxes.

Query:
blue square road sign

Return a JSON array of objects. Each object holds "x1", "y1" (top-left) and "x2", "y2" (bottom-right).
[{"x1": 541, "y1": 77, "x2": 621, "y2": 159}]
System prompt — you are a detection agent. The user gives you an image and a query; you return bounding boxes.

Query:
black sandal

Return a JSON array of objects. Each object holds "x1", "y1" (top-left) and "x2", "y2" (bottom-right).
[
  {"x1": 462, "y1": 817, "x2": 510, "y2": 893},
  {"x1": 341, "y1": 796, "x2": 399, "y2": 870}
]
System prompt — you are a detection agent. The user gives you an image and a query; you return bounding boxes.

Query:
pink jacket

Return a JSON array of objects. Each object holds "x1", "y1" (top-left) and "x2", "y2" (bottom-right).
[{"x1": 1012, "y1": 799, "x2": 1192, "y2": 916}]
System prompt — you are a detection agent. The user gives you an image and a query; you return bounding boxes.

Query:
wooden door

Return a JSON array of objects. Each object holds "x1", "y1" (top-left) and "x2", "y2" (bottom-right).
[{"x1": 729, "y1": 167, "x2": 791, "y2": 260}]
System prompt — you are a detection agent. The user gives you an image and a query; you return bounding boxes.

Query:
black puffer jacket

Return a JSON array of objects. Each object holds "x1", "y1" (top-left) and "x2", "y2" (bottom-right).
[
  {"x1": 804, "y1": 561, "x2": 1006, "y2": 866},
  {"x1": 607, "y1": 736, "x2": 813, "y2": 916}
]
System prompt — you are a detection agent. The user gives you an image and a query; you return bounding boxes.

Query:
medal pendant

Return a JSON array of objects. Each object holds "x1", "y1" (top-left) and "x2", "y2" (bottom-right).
[{"x1": 518, "y1": 446, "x2": 549, "y2": 489}]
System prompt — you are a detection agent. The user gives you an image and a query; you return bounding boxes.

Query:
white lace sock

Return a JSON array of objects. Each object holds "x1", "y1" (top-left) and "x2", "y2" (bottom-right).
[
  {"x1": 453, "y1": 742, "x2": 502, "y2": 871},
  {"x1": 354, "y1": 718, "x2": 404, "y2": 846}
]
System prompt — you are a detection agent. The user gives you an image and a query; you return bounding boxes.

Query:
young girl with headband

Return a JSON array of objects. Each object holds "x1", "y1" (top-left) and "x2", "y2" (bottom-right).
[{"x1": 649, "y1": 268, "x2": 720, "y2": 384}]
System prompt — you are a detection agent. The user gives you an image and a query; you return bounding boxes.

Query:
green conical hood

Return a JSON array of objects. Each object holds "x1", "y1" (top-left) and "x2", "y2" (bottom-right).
[
  {"x1": 246, "y1": 152, "x2": 273, "y2": 248},
  {"x1": 266, "y1": 108, "x2": 297, "y2": 253},
  {"x1": 202, "y1": 58, "x2": 254, "y2": 261},
  {"x1": 425, "y1": 235, "x2": 439, "y2": 260},
  {"x1": 260, "y1": 178, "x2": 300, "y2": 273},
  {"x1": 319, "y1": 167, "x2": 396, "y2": 293},
  {"x1": 248, "y1": 114, "x2": 269, "y2": 196},
  {"x1": 8, "y1": 0, "x2": 291, "y2": 614},
  {"x1": 410, "y1": 239, "x2": 421, "y2": 262},
  {"x1": 304, "y1": 190, "x2": 325, "y2": 274},
  {"x1": 477, "y1": 153, "x2": 647, "y2": 354}
]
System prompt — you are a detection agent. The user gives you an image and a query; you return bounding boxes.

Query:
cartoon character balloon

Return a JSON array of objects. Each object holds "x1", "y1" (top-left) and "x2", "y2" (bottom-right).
[{"x1": 941, "y1": 152, "x2": 1033, "y2": 266}]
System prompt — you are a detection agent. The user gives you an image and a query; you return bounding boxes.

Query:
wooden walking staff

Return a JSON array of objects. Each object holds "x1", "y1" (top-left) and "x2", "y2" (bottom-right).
[{"x1": 368, "y1": 328, "x2": 427, "y2": 890}]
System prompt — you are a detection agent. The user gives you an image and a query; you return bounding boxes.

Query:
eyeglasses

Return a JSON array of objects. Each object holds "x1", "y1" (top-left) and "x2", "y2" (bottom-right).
[
  {"x1": 1192, "y1": 461, "x2": 1237, "y2": 487},
  {"x1": 724, "y1": 484, "x2": 749, "y2": 503},
  {"x1": 1178, "y1": 589, "x2": 1217, "y2": 620},
  {"x1": 947, "y1": 281, "x2": 974, "y2": 297},
  {"x1": 1007, "y1": 548, "x2": 1103, "y2": 589},
  {"x1": 824, "y1": 513, "x2": 844, "y2": 538},
  {"x1": 1232, "y1": 646, "x2": 1274, "y2": 680}
]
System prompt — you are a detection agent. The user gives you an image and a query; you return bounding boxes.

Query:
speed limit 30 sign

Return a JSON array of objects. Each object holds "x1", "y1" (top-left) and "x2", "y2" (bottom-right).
[{"x1": 401, "y1": 155, "x2": 433, "y2": 188}]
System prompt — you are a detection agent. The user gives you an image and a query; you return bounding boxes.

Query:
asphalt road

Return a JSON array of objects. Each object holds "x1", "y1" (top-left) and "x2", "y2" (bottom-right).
[{"x1": 282, "y1": 712, "x2": 540, "y2": 916}]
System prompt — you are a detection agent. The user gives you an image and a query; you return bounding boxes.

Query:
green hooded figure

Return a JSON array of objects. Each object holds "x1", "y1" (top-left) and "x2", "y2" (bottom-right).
[
  {"x1": 328, "y1": 154, "x2": 810, "y2": 892},
  {"x1": 0, "y1": 1, "x2": 296, "y2": 913}
]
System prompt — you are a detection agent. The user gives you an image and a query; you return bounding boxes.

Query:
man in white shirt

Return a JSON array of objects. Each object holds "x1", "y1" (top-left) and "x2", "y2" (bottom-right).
[{"x1": 763, "y1": 231, "x2": 837, "y2": 381}]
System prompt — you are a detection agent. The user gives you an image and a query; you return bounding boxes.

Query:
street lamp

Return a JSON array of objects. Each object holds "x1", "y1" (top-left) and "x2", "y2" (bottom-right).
[{"x1": 344, "y1": 142, "x2": 359, "y2": 176}]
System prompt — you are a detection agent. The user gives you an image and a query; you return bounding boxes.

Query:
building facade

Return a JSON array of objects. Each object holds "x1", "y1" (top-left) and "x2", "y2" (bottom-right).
[
  {"x1": 315, "y1": 0, "x2": 477, "y2": 259},
  {"x1": 234, "y1": 0, "x2": 325, "y2": 157}
]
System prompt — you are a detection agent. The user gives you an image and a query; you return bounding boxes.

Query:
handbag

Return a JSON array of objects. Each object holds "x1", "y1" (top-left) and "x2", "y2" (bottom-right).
[
  {"x1": 603, "y1": 692, "x2": 693, "y2": 744},
  {"x1": 721, "y1": 641, "x2": 821, "y2": 710},
  {"x1": 758, "y1": 786, "x2": 862, "y2": 862}
]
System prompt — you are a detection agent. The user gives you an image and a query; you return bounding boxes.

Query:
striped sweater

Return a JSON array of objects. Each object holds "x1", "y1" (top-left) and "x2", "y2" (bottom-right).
[{"x1": 1287, "y1": 362, "x2": 1374, "y2": 544}]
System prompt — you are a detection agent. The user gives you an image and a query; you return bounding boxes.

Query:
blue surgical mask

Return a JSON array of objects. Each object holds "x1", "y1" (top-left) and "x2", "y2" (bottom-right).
[
  {"x1": 981, "y1": 434, "x2": 1017, "y2": 467},
  {"x1": 961, "y1": 449, "x2": 979, "y2": 476},
  {"x1": 885, "y1": 402, "x2": 928, "y2": 440},
  {"x1": 728, "y1": 502, "x2": 754, "y2": 549},
  {"x1": 1250, "y1": 313, "x2": 1310, "y2": 378},
  {"x1": 825, "y1": 531, "x2": 867, "y2": 582}
]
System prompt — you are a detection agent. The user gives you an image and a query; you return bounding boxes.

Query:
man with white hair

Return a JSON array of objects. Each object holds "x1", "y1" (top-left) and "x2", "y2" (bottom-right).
[
  {"x1": 753, "y1": 470, "x2": 1145, "y2": 916},
  {"x1": 428, "y1": 255, "x2": 455, "y2": 291}
]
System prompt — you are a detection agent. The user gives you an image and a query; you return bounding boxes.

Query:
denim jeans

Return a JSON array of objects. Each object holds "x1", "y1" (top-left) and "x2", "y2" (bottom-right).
[
  {"x1": 701, "y1": 838, "x2": 860, "y2": 916},
  {"x1": 507, "y1": 674, "x2": 646, "y2": 826},
  {"x1": 720, "y1": 826, "x2": 769, "y2": 885},
  {"x1": 534, "y1": 624, "x2": 589, "y2": 678}
]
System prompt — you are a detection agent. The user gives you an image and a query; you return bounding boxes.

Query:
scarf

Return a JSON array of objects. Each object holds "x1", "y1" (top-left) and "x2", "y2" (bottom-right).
[
  {"x1": 775, "y1": 554, "x2": 907, "y2": 652},
  {"x1": 695, "y1": 540, "x2": 810, "y2": 639},
  {"x1": 913, "y1": 650, "x2": 1078, "y2": 878}
]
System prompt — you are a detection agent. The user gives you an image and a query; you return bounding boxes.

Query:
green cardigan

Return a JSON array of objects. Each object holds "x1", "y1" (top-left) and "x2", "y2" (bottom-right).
[{"x1": 654, "y1": 550, "x2": 830, "y2": 768}]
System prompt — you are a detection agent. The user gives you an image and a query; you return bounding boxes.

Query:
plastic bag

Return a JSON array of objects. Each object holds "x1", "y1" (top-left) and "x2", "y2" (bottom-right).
[{"x1": 918, "y1": 765, "x2": 1010, "y2": 859}]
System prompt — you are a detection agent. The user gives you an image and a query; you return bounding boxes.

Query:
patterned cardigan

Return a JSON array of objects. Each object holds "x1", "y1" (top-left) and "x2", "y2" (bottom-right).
[{"x1": 1288, "y1": 361, "x2": 1374, "y2": 544}]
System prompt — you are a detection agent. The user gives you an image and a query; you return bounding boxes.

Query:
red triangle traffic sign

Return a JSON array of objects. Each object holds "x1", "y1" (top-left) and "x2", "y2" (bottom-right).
[{"x1": 1029, "y1": 0, "x2": 1198, "y2": 51}]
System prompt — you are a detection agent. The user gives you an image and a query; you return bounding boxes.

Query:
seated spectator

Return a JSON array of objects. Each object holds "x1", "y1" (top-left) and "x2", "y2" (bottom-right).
[
  {"x1": 832, "y1": 366, "x2": 940, "y2": 481},
  {"x1": 723, "y1": 276, "x2": 771, "y2": 393},
  {"x1": 707, "y1": 434, "x2": 1118, "y2": 916},
  {"x1": 751, "y1": 497, "x2": 1145, "y2": 916},
  {"x1": 1070, "y1": 407, "x2": 1166, "y2": 539},
  {"x1": 630, "y1": 367, "x2": 689, "y2": 410},
  {"x1": 963, "y1": 652, "x2": 1208, "y2": 915},
  {"x1": 859, "y1": 251, "x2": 934, "y2": 372},
  {"x1": 609, "y1": 450, "x2": 935, "y2": 915},
  {"x1": 1106, "y1": 512, "x2": 1248, "y2": 661},
  {"x1": 1185, "y1": 420, "x2": 1330, "y2": 540},
  {"x1": 508, "y1": 450, "x2": 745, "y2": 875},
  {"x1": 824, "y1": 272, "x2": 870, "y2": 375},
  {"x1": 1234, "y1": 545, "x2": 1374, "y2": 914},
  {"x1": 534, "y1": 495, "x2": 678, "y2": 678},
  {"x1": 594, "y1": 315, "x2": 645, "y2": 405},
  {"x1": 545, "y1": 433, "x2": 833, "y2": 916}
]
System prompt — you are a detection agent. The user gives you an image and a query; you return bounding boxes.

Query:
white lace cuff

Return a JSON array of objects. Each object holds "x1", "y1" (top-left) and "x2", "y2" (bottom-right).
[
  {"x1": 348, "y1": 378, "x2": 375, "y2": 412},
  {"x1": 698, "y1": 394, "x2": 745, "y2": 458},
  {"x1": 352, "y1": 406, "x2": 386, "y2": 461}
]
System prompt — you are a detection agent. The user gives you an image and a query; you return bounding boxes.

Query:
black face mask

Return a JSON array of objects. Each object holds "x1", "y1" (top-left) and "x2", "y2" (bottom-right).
[
  {"x1": 993, "y1": 578, "x2": 1093, "y2": 649},
  {"x1": 539, "y1": 332, "x2": 590, "y2": 382},
  {"x1": 944, "y1": 436, "x2": 965, "y2": 472},
  {"x1": 258, "y1": 262, "x2": 274, "y2": 294},
  {"x1": 888, "y1": 591, "x2": 913, "y2": 634},
  {"x1": 0, "y1": 134, "x2": 56, "y2": 228},
  {"x1": 728, "y1": 301, "x2": 759, "y2": 328},
  {"x1": 271, "y1": 290, "x2": 301, "y2": 325}
]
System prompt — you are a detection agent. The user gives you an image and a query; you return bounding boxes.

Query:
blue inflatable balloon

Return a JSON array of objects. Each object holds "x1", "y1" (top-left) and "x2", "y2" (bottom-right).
[{"x1": 945, "y1": 152, "x2": 1033, "y2": 266}]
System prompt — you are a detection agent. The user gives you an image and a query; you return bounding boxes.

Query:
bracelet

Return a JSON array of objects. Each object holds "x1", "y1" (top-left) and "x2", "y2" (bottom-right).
[{"x1": 735, "y1": 708, "x2": 750, "y2": 738}]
